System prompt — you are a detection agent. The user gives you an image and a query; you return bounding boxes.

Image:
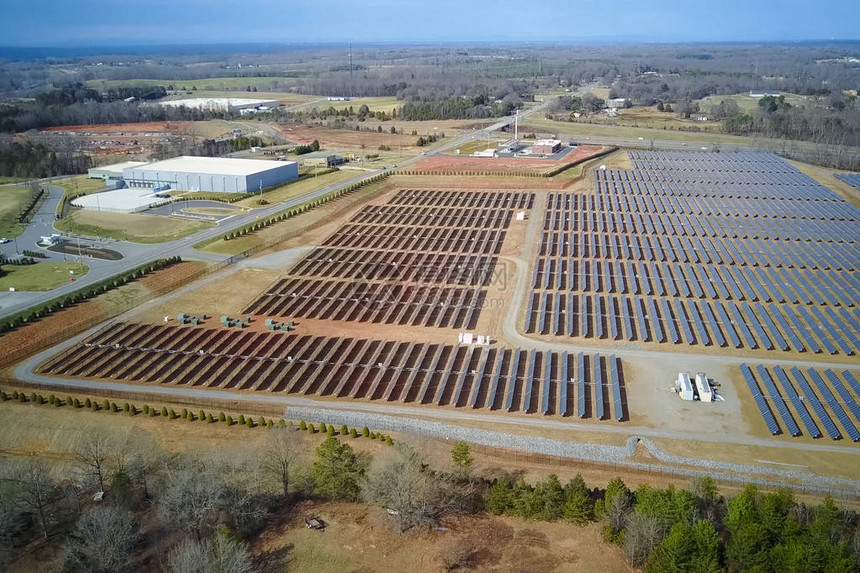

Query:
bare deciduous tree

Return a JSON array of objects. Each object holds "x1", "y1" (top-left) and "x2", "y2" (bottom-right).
[
  {"x1": 259, "y1": 426, "x2": 301, "y2": 499},
  {"x1": 62, "y1": 506, "x2": 140, "y2": 573},
  {"x1": 4, "y1": 459, "x2": 59, "y2": 539},
  {"x1": 74, "y1": 430, "x2": 113, "y2": 492},
  {"x1": 168, "y1": 529, "x2": 256, "y2": 573},
  {"x1": 157, "y1": 465, "x2": 226, "y2": 539}
]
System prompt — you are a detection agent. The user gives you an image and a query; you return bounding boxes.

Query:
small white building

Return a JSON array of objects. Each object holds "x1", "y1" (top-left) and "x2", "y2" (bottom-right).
[
  {"x1": 472, "y1": 149, "x2": 497, "y2": 157},
  {"x1": 695, "y1": 372, "x2": 713, "y2": 402},
  {"x1": 676, "y1": 373, "x2": 695, "y2": 401}
]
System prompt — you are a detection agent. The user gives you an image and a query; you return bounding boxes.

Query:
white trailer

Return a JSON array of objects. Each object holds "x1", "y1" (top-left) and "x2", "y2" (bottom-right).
[
  {"x1": 676, "y1": 372, "x2": 695, "y2": 401},
  {"x1": 695, "y1": 372, "x2": 713, "y2": 402}
]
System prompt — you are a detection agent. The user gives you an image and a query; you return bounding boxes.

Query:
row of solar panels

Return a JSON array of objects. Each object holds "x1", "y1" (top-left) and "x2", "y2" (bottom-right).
[
  {"x1": 547, "y1": 190, "x2": 855, "y2": 221},
  {"x1": 835, "y1": 173, "x2": 860, "y2": 190},
  {"x1": 531, "y1": 256, "x2": 858, "y2": 309},
  {"x1": 741, "y1": 364, "x2": 860, "y2": 441},
  {"x1": 524, "y1": 292, "x2": 859, "y2": 356},
  {"x1": 544, "y1": 203, "x2": 858, "y2": 244},
  {"x1": 596, "y1": 185, "x2": 858, "y2": 222},
  {"x1": 538, "y1": 229, "x2": 858, "y2": 275}
]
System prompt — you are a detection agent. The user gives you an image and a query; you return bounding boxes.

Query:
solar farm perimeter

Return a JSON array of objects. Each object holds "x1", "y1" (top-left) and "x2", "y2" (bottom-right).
[{"x1": 30, "y1": 150, "x2": 860, "y2": 484}]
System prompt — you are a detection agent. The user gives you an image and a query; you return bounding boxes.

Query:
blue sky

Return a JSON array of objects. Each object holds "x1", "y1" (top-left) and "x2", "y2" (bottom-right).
[{"x1": 0, "y1": 0, "x2": 857, "y2": 46}]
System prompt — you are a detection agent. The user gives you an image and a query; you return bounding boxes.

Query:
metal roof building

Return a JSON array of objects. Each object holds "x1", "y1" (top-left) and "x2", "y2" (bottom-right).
[
  {"x1": 122, "y1": 156, "x2": 298, "y2": 193},
  {"x1": 88, "y1": 161, "x2": 147, "y2": 182}
]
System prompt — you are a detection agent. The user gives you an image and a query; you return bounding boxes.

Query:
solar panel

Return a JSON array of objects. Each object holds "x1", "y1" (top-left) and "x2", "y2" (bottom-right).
[
  {"x1": 662, "y1": 299, "x2": 680, "y2": 343},
  {"x1": 797, "y1": 305, "x2": 835, "y2": 354},
  {"x1": 807, "y1": 369, "x2": 859, "y2": 442},
  {"x1": 522, "y1": 349, "x2": 537, "y2": 412},
  {"x1": 609, "y1": 354, "x2": 624, "y2": 421},
  {"x1": 594, "y1": 295, "x2": 605, "y2": 339},
  {"x1": 580, "y1": 294, "x2": 590, "y2": 338},
  {"x1": 823, "y1": 370, "x2": 860, "y2": 427},
  {"x1": 504, "y1": 350, "x2": 522, "y2": 411},
  {"x1": 740, "y1": 364, "x2": 781, "y2": 435},
  {"x1": 790, "y1": 367, "x2": 841, "y2": 440},
  {"x1": 594, "y1": 356, "x2": 605, "y2": 420},
  {"x1": 559, "y1": 351, "x2": 569, "y2": 416},
  {"x1": 483, "y1": 349, "x2": 506, "y2": 408},
  {"x1": 715, "y1": 302, "x2": 742, "y2": 348},
  {"x1": 773, "y1": 366, "x2": 820, "y2": 438},
  {"x1": 577, "y1": 352, "x2": 586, "y2": 418},
  {"x1": 756, "y1": 365, "x2": 800, "y2": 436},
  {"x1": 648, "y1": 298, "x2": 664, "y2": 342},
  {"x1": 541, "y1": 352, "x2": 553, "y2": 414}
]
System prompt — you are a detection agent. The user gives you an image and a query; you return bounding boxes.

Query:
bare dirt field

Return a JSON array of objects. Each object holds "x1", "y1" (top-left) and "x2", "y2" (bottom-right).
[
  {"x1": 278, "y1": 123, "x2": 435, "y2": 152},
  {"x1": 411, "y1": 145, "x2": 608, "y2": 175}
]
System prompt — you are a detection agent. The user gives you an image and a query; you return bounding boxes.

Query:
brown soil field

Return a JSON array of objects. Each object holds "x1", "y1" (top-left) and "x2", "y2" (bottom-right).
[
  {"x1": 411, "y1": 145, "x2": 608, "y2": 175},
  {"x1": 40, "y1": 121, "x2": 194, "y2": 135},
  {"x1": 255, "y1": 500, "x2": 633, "y2": 573},
  {"x1": 278, "y1": 123, "x2": 431, "y2": 152},
  {"x1": 0, "y1": 261, "x2": 206, "y2": 368}
]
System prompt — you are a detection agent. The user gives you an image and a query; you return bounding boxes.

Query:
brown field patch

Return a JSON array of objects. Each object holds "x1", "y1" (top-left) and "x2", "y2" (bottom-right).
[
  {"x1": 411, "y1": 145, "x2": 609, "y2": 175},
  {"x1": 40, "y1": 121, "x2": 195, "y2": 135},
  {"x1": 278, "y1": 124, "x2": 435, "y2": 151},
  {"x1": 0, "y1": 261, "x2": 206, "y2": 368}
]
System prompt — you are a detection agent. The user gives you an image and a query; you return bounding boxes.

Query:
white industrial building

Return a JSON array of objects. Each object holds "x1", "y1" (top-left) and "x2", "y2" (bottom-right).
[
  {"x1": 88, "y1": 161, "x2": 147, "y2": 183},
  {"x1": 159, "y1": 98, "x2": 280, "y2": 113},
  {"x1": 676, "y1": 372, "x2": 695, "y2": 401},
  {"x1": 122, "y1": 156, "x2": 298, "y2": 193},
  {"x1": 695, "y1": 372, "x2": 713, "y2": 402}
]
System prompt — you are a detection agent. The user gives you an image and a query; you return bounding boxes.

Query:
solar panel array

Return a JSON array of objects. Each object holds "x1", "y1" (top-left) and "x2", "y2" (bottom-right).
[
  {"x1": 741, "y1": 363, "x2": 860, "y2": 441},
  {"x1": 39, "y1": 322, "x2": 627, "y2": 421},
  {"x1": 526, "y1": 151, "x2": 860, "y2": 357},
  {"x1": 835, "y1": 173, "x2": 860, "y2": 190},
  {"x1": 246, "y1": 190, "x2": 533, "y2": 329}
]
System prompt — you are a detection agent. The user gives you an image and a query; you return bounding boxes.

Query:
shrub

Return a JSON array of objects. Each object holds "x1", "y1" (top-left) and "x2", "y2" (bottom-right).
[
  {"x1": 111, "y1": 402, "x2": 118, "y2": 412},
  {"x1": 327, "y1": 426, "x2": 335, "y2": 436},
  {"x1": 207, "y1": 413, "x2": 214, "y2": 423},
  {"x1": 143, "y1": 405, "x2": 150, "y2": 414},
  {"x1": 238, "y1": 414, "x2": 246, "y2": 425},
  {"x1": 168, "y1": 409, "x2": 176, "y2": 420},
  {"x1": 386, "y1": 436, "x2": 393, "y2": 445},
  {"x1": 74, "y1": 398, "x2": 81, "y2": 408},
  {"x1": 48, "y1": 394, "x2": 56, "y2": 405},
  {"x1": 0, "y1": 390, "x2": 6, "y2": 401},
  {"x1": 30, "y1": 392, "x2": 37, "y2": 403},
  {"x1": 149, "y1": 408, "x2": 156, "y2": 417},
  {"x1": 103, "y1": 399, "x2": 110, "y2": 410},
  {"x1": 199, "y1": 410, "x2": 206, "y2": 421},
  {"x1": 160, "y1": 407, "x2": 168, "y2": 417},
  {"x1": 299, "y1": 420, "x2": 307, "y2": 431},
  {"x1": 341, "y1": 424, "x2": 349, "y2": 435},
  {"x1": 246, "y1": 417, "x2": 254, "y2": 428},
  {"x1": 226, "y1": 415, "x2": 233, "y2": 425},
  {"x1": 350, "y1": 428, "x2": 358, "y2": 438},
  {"x1": 258, "y1": 416, "x2": 266, "y2": 426},
  {"x1": 85, "y1": 398, "x2": 92, "y2": 408},
  {"x1": 278, "y1": 419, "x2": 286, "y2": 428},
  {"x1": 128, "y1": 405, "x2": 136, "y2": 416},
  {"x1": 307, "y1": 423, "x2": 315, "y2": 434},
  {"x1": 123, "y1": 402, "x2": 130, "y2": 412},
  {"x1": 66, "y1": 396, "x2": 74, "y2": 406},
  {"x1": 266, "y1": 420, "x2": 273, "y2": 429},
  {"x1": 219, "y1": 412, "x2": 226, "y2": 422},
  {"x1": 319, "y1": 422, "x2": 327, "y2": 433},
  {"x1": 181, "y1": 408, "x2": 188, "y2": 419}
]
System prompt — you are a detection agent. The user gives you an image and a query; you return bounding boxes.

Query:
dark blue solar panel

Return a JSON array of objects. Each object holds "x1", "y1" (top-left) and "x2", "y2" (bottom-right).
[
  {"x1": 741, "y1": 364, "x2": 780, "y2": 435},
  {"x1": 808, "y1": 369, "x2": 859, "y2": 442},
  {"x1": 773, "y1": 366, "x2": 820, "y2": 438},
  {"x1": 609, "y1": 355, "x2": 624, "y2": 421},
  {"x1": 790, "y1": 367, "x2": 841, "y2": 440},
  {"x1": 559, "y1": 351, "x2": 569, "y2": 416},
  {"x1": 756, "y1": 365, "x2": 800, "y2": 436},
  {"x1": 541, "y1": 352, "x2": 553, "y2": 414},
  {"x1": 594, "y1": 356, "x2": 605, "y2": 420},
  {"x1": 504, "y1": 350, "x2": 522, "y2": 412},
  {"x1": 823, "y1": 370, "x2": 860, "y2": 427},
  {"x1": 577, "y1": 352, "x2": 586, "y2": 417}
]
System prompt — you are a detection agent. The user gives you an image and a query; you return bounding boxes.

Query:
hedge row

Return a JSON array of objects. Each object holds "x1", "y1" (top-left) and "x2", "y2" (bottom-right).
[
  {"x1": 17, "y1": 188, "x2": 44, "y2": 223},
  {"x1": 221, "y1": 171, "x2": 391, "y2": 241},
  {"x1": 0, "y1": 256, "x2": 37, "y2": 266},
  {"x1": 0, "y1": 388, "x2": 395, "y2": 444},
  {"x1": 0, "y1": 256, "x2": 182, "y2": 334},
  {"x1": 22, "y1": 250, "x2": 47, "y2": 259}
]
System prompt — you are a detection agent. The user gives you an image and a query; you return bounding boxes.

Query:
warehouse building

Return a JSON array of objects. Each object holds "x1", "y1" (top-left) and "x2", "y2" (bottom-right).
[
  {"x1": 530, "y1": 139, "x2": 562, "y2": 155},
  {"x1": 122, "y1": 156, "x2": 298, "y2": 193},
  {"x1": 301, "y1": 152, "x2": 347, "y2": 168},
  {"x1": 88, "y1": 161, "x2": 147, "y2": 183}
]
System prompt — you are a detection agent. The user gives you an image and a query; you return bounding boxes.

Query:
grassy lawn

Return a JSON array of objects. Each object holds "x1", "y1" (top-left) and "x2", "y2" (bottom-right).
[
  {"x1": 0, "y1": 261, "x2": 89, "y2": 291},
  {"x1": 452, "y1": 138, "x2": 504, "y2": 155},
  {"x1": 697, "y1": 91, "x2": 810, "y2": 114},
  {"x1": 54, "y1": 210, "x2": 212, "y2": 244},
  {"x1": 53, "y1": 175, "x2": 106, "y2": 198},
  {"x1": 233, "y1": 169, "x2": 357, "y2": 208},
  {"x1": 523, "y1": 115, "x2": 753, "y2": 145},
  {"x1": 0, "y1": 176, "x2": 28, "y2": 185},
  {"x1": 317, "y1": 96, "x2": 400, "y2": 113},
  {"x1": 0, "y1": 186, "x2": 30, "y2": 238}
]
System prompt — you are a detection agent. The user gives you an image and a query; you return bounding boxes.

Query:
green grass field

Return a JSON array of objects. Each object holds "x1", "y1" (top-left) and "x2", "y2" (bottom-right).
[
  {"x1": 315, "y1": 96, "x2": 400, "y2": 114},
  {"x1": 0, "y1": 261, "x2": 89, "y2": 291},
  {"x1": 0, "y1": 177, "x2": 28, "y2": 185},
  {"x1": 53, "y1": 175, "x2": 106, "y2": 198},
  {"x1": 233, "y1": 169, "x2": 357, "y2": 208},
  {"x1": 55, "y1": 210, "x2": 212, "y2": 244},
  {"x1": 0, "y1": 186, "x2": 30, "y2": 239},
  {"x1": 697, "y1": 92, "x2": 810, "y2": 114}
]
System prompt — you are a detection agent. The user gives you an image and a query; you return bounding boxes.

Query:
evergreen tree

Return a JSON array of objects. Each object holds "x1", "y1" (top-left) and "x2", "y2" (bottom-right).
[
  {"x1": 312, "y1": 437, "x2": 363, "y2": 500},
  {"x1": 644, "y1": 522, "x2": 694, "y2": 573}
]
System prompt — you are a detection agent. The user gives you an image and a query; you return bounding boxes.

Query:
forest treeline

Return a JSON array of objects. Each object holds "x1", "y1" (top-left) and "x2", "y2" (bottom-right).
[{"x1": 0, "y1": 401, "x2": 858, "y2": 573}]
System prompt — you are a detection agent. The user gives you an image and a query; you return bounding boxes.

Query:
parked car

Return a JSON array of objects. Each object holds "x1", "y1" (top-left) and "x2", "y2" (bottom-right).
[{"x1": 0, "y1": 238, "x2": 10, "y2": 244}]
